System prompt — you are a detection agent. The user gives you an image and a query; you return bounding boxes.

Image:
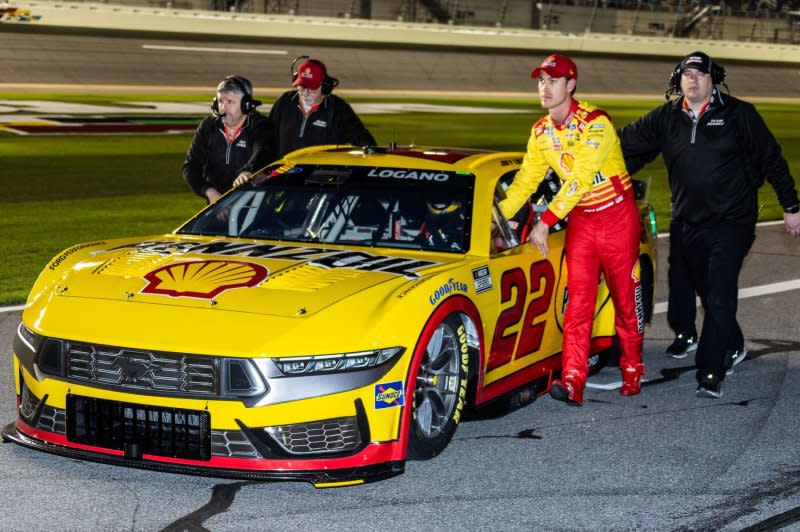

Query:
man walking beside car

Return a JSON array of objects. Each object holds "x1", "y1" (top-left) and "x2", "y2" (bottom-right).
[
  {"x1": 618, "y1": 51, "x2": 800, "y2": 398},
  {"x1": 183, "y1": 75, "x2": 276, "y2": 203},
  {"x1": 499, "y1": 53, "x2": 645, "y2": 406}
]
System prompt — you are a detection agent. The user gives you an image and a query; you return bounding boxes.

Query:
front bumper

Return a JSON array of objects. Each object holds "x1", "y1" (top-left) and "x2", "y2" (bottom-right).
[
  {"x1": 7, "y1": 352, "x2": 410, "y2": 488},
  {"x1": 2, "y1": 420, "x2": 404, "y2": 487}
]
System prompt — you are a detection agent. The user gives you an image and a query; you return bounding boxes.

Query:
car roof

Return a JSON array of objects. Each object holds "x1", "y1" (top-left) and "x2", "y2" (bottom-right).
[{"x1": 279, "y1": 145, "x2": 524, "y2": 185}]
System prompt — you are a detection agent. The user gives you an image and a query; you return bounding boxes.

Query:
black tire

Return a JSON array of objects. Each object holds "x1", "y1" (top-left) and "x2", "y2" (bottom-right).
[{"x1": 408, "y1": 314, "x2": 469, "y2": 460}]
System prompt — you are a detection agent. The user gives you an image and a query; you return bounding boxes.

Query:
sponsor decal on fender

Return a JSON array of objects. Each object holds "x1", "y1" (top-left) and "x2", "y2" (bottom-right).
[
  {"x1": 429, "y1": 278, "x2": 468, "y2": 305},
  {"x1": 374, "y1": 381, "x2": 404, "y2": 409},
  {"x1": 141, "y1": 260, "x2": 268, "y2": 299},
  {"x1": 472, "y1": 265, "x2": 492, "y2": 293}
]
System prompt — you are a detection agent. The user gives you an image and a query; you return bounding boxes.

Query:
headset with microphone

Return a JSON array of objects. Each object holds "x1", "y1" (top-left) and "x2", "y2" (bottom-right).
[
  {"x1": 665, "y1": 56, "x2": 727, "y2": 100},
  {"x1": 290, "y1": 56, "x2": 339, "y2": 95},
  {"x1": 211, "y1": 75, "x2": 262, "y2": 116}
]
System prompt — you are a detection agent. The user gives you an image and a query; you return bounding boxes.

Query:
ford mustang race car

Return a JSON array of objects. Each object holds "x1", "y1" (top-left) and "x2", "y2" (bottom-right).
[{"x1": 4, "y1": 145, "x2": 657, "y2": 487}]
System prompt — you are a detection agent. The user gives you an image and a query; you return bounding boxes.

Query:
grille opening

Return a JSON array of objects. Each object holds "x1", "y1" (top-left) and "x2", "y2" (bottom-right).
[{"x1": 66, "y1": 395, "x2": 211, "y2": 461}]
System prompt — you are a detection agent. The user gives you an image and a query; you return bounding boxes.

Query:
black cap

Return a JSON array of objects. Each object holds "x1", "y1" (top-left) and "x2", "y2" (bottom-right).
[{"x1": 679, "y1": 51, "x2": 712, "y2": 74}]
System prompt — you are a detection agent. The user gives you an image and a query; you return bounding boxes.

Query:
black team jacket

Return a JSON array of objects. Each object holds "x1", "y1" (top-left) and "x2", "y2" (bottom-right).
[
  {"x1": 183, "y1": 112, "x2": 276, "y2": 199},
  {"x1": 619, "y1": 90, "x2": 798, "y2": 226},
  {"x1": 268, "y1": 91, "x2": 376, "y2": 158}
]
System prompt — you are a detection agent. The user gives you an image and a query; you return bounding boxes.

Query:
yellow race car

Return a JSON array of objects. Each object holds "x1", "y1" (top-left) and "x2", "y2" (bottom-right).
[{"x1": 4, "y1": 145, "x2": 657, "y2": 487}]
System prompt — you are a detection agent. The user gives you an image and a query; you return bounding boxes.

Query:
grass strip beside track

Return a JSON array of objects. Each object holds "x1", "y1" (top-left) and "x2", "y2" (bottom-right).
[{"x1": 2, "y1": 94, "x2": 799, "y2": 305}]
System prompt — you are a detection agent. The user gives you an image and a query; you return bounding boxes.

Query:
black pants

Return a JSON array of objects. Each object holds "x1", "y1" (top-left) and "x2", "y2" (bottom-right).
[
  {"x1": 681, "y1": 221, "x2": 755, "y2": 385},
  {"x1": 667, "y1": 220, "x2": 697, "y2": 339}
]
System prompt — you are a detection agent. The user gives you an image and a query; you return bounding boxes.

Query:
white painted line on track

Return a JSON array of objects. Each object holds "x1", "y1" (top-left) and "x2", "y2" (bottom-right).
[
  {"x1": 0, "y1": 304, "x2": 25, "y2": 314},
  {"x1": 652, "y1": 279, "x2": 800, "y2": 315},
  {"x1": 142, "y1": 44, "x2": 287, "y2": 55}
]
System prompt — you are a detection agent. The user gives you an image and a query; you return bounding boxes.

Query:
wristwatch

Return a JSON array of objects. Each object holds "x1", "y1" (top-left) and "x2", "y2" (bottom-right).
[{"x1": 785, "y1": 204, "x2": 800, "y2": 214}]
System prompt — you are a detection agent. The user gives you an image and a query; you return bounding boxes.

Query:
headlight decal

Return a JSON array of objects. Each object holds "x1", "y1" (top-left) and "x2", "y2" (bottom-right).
[{"x1": 273, "y1": 347, "x2": 403, "y2": 376}]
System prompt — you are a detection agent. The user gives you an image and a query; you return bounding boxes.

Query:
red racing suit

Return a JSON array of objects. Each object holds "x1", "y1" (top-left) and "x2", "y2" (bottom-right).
[{"x1": 500, "y1": 99, "x2": 644, "y2": 385}]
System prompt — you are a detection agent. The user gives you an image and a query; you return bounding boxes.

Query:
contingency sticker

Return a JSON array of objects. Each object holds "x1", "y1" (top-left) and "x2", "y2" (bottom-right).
[
  {"x1": 472, "y1": 266, "x2": 493, "y2": 294},
  {"x1": 374, "y1": 381, "x2": 404, "y2": 409}
]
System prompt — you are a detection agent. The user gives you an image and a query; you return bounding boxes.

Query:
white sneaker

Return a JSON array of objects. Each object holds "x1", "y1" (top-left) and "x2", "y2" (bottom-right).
[{"x1": 726, "y1": 347, "x2": 748, "y2": 376}]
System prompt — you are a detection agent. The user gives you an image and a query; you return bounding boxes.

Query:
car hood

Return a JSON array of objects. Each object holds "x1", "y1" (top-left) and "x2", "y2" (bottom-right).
[{"x1": 39, "y1": 235, "x2": 457, "y2": 319}]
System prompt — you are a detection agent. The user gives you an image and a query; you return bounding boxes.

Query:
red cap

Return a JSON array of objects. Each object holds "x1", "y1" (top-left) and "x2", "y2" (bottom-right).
[
  {"x1": 292, "y1": 59, "x2": 326, "y2": 90},
  {"x1": 531, "y1": 53, "x2": 578, "y2": 80}
]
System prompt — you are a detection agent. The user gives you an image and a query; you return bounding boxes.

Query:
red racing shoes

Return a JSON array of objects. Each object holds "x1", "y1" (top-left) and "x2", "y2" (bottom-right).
[
  {"x1": 620, "y1": 364, "x2": 645, "y2": 396},
  {"x1": 549, "y1": 370, "x2": 584, "y2": 406}
]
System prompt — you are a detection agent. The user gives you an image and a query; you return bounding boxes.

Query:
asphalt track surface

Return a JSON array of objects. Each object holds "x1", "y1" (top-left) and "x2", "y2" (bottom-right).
[
  {"x1": 2, "y1": 29, "x2": 800, "y2": 98},
  {"x1": 2, "y1": 27, "x2": 800, "y2": 532}
]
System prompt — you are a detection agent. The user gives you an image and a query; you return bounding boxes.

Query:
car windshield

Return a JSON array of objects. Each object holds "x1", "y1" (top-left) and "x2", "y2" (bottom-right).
[{"x1": 178, "y1": 163, "x2": 474, "y2": 253}]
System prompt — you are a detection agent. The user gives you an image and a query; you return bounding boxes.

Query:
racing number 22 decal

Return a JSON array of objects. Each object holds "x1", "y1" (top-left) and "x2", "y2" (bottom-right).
[{"x1": 487, "y1": 260, "x2": 555, "y2": 371}]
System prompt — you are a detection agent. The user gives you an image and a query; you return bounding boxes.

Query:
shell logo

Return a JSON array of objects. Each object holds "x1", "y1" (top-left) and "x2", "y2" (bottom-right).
[
  {"x1": 141, "y1": 260, "x2": 268, "y2": 299},
  {"x1": 631, "y1": 259, "x2": 641, "y2": 282},
  {"x1": 559, "y1": 152, "x2": 575, "y2": 173}
]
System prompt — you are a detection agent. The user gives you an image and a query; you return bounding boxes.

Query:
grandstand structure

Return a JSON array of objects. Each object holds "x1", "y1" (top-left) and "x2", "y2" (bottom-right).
[{"x1": 58, "y1": 0, "x2": 800, "y2": 43}]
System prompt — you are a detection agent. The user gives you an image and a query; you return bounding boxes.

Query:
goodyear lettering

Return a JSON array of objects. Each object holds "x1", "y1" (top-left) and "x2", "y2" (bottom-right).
[
  {"x1": 367, "y1": 169, "x2": 449, "y2": 182},
  {"x1": 49, "y1": 241, "x2": 106, "y2": 271},
  {"x1": 453, "y1": 324, "x2": 469, "y2": 425},
  {"x1": 428, "y1": 278, "x2": 469, "y2": 305}
]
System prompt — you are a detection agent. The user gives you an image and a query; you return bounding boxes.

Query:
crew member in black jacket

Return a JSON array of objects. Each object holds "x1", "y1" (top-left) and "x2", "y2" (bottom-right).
[
  {"x1": 619, "y1": 51, "x2": 800, "y2": 398},
  {"x1": 267, "y1": 58, "x2": 376, "y2": 158},
  {"x1": 183, "y1": 75, "x2": 275, "y2": 203}
]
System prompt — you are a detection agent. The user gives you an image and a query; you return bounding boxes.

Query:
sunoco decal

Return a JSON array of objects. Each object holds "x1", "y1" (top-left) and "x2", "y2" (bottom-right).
[
  {"x1": 108, "y1": 240, "x2": 438, "y2": 279},
  {"x1": 472, "y1": 266, "x2": 492, "y2": 293},
  {"x1": 141, "y1": 260, "x2": 267, "y2": 299},
  {"x1": 429, "y1": 278, "x2": 468, "y2": 305},
  {"x1": 374, "y1": 381, "x2": 404, "y2": 409}
]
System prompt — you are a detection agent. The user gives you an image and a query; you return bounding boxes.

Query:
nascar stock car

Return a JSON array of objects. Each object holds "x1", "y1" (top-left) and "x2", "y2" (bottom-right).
[{"x1": 4, "y1": 145, "x2": 657, "y2": 487}]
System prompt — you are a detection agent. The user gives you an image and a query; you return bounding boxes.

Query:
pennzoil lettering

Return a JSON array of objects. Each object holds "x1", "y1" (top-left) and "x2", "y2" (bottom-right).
[
  {"x1": 429, "y1": 278, "x2": 469, "y2": 305},
  {"x1": 311, "y1": 252, "x2": 434, "y2": 279},
  {"x1": 109, "y1": 240, "x2": 438, "y2": 278},
  {"x1": 367, "y1": 168, "x2": 450, "y2": 182}
]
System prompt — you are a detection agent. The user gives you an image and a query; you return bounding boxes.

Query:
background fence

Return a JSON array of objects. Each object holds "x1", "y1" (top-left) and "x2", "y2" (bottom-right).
[{"x1": 44, "y1": 0, "x2": 800, "y2": 43}]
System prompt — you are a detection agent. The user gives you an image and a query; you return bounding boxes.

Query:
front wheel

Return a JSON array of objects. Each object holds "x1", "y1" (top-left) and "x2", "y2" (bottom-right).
[{"x1": 408, "y1": 314, "x2": 470, "y2": 460}]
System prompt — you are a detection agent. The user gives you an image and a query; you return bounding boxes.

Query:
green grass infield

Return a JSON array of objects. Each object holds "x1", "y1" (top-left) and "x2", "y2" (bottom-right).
[{"x1": 1, "y1": 94, "x2": 798, "y2": 305}]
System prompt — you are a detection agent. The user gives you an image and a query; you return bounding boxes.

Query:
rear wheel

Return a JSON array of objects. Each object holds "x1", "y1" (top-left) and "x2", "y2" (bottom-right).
[{"x1": 408, "y1": 315, "x2": 469, "y2": 460}]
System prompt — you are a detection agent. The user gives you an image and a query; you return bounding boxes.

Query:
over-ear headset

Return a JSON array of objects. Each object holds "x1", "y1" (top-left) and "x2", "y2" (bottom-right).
[
  {"x1": 290, "y1": 56, "x2": 340, "y2": 95},
  {"x1": 211, "y1": 75, "x2": 262, "y2": 116},
  {"x1": 665, "y1": 59, "x2": 727, "y2": 99}
]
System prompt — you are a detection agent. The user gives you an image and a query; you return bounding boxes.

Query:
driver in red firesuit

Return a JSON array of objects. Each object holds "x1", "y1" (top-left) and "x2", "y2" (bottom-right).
[{"x1": 498, "y1": 53, "x2": 645, "y2": 406}]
